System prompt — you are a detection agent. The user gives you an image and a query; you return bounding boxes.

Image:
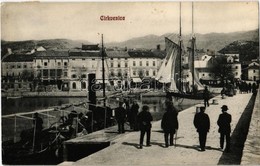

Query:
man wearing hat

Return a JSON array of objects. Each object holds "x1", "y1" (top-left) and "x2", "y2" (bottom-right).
[
  {"x1": 193, "y1": 106, "x2": 210, "y2": 151},
  {"x1": 217, "y1": 105, "x2": 232, "y2": 152}
]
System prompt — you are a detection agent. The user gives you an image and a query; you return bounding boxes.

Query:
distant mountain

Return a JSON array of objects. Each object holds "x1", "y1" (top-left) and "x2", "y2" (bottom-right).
[
  {"x1": 1, "y1": 39, "x2": 91, "y2": 54},
  {"x1": 1, "y1": 29, "x2": 258, "y2": 56},
  {"x1": 219, "y1": 40, "x2": 259, "y2": 62},
  {"x1": 107, "y1": 29, "x2": 259, "y2": 51}
]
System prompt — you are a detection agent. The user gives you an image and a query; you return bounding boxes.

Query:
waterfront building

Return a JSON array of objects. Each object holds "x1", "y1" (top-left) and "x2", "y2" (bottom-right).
[
  {"x1": 1, "y1": 53, "x2": 34, "y2": 91},
  {"x1": 128, "y1": 49, "x2": 165, "y2": 81},
  {"x1": 34, "y1": 50, "x2": 70, "y2": 91},
  {"x1": 194, "y1": 54, "x2": 217, "y2": 85},
  {"x1": 247, "y1": 62, "x2": 259, "y2": 81},
  {"x1": 225, "y1": 53, "x2": 242, "y2": 80}
]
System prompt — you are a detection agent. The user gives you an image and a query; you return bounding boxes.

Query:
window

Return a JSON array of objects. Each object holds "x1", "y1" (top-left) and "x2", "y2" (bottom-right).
[
  {"x1": 11, "y1": 65, "x2": 15, "y2": 69},
  {"x1": 133, "y1": 61, "x2": 136, "y2": 66},
  {"x1": 17, "y1": 64, "x2": 21, "y2": 69},
  {"x1": 92, "y1": 58, "x2": 95, "y2": 61},
  {"x1": 64, "y1": 62, "x2": 68, "y2": 67},
  {"x1": 81, "y1": 82, "x2": 86, "y2": 89},
  {"x1": 146, "y1": 61, "x2": 149, "y2": 66},
  {"x1": 124, "y1": 72, "x2": 128, "y2": 77},
  {"x1": 72, "y1": 82, "x2": 76, "y2": 89},
  {"x1": 202, "y1": 74, "x2": 205, "y2": 76},
  {"x1": 44, "y1": 62, "x2": 48, "y2": 66},
  {"x1": 81, "y1": 74, "x2": 86, "y2": 78},
  {"x1": 253, "y1": 70, "x2": 256, "y2": 73},
  {"x1": 111, "y1": 63, "x2": 113, "y2": 67},
  {"x1": 153, "y1": 61, "x2": 156, "y2": 66},
  {"x1": 235, "y1": 66, "x2": 238, "y2": 69},
  {"x1": 146, "y1": 70, "x2": 149, "y2": 76},
  {"x1": 72, "y1": 58, "x2": 75, "y2": 60},
  {"x1": 209, "y1": 74, "x2": 212, "y2": 77},
  {"x1": 72, "y1": 74, "x2": 77, "y2": 78},
  {"x1": 23, "y1": 64, "x2": 27, "y2": 68},
  {"x1": 57, "y1": 62, "x2": 61, "y2": 66},
  {"x1": 110, "y1": 58, "x2": 113, "y2": 60},
  {"x1": 140, "y1": 61, "x2": 142, "y2": 66},
  {"x1": 118, "y1": 72, "x2": 122, "y2": 77},
  {"x1": 153, "y1": 70, "x2": 156, "y2": 76},
  {"x1": 111, "y1": 71, "x2": 115, "y2": 77},
  {"x1": 125, "y1": 58, "x2": 127, "y2": 60},
  {"x1": 64, "y1": 72, "x2": 68, "y2": 77},
  {"x1": 236, "y1": 72, "x2": 238, "y2": 76},
  {"x1": 118, "y1": 63, "x2": 121, "y2": 68},
  {"x1": 133, "y1": 71, "x2": 136, "y2": 76},
  {"x1": 82, "y1": 58, "x2": 85, "y2": 60},
  {"x1": 125, "y1": 62, "x2": 128, "y2": 68}
]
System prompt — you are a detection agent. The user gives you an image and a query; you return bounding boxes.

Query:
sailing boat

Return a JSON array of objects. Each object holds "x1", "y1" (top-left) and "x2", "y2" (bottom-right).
[{"x1": 156, "y1": 2, "x2": 206, "y2": 100}]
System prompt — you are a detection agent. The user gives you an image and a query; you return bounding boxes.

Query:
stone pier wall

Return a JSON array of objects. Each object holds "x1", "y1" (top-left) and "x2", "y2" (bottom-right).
[{"x1": 241, "y1": 89, "x2": 260, "y2": 165}]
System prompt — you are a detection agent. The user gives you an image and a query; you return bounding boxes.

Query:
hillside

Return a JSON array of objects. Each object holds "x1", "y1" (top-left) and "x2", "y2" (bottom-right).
[
  {"x1": 219, "y1": 40, "x2": 259, "y2": 62},
  {"x1": 107, "y1": 29, "x2": 259, "y2": 51},
  {"x1": 1, "y1": 29, "x2": 258, "y2": 56},
  {"x1": 1, "y1": 39, "x2": 91, "y2": 55}
]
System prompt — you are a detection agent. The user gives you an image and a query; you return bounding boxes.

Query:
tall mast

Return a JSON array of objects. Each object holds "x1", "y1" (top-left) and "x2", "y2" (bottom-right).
[
  {"x1": 179, "y1": 2, "x2": 182, "y2": 92},
  {"x1": 191, "y1": 2, "x2": 195, "y2": 93},
  {"x1": 101, "y1": 34, "x2": 107, "y2": 128}
]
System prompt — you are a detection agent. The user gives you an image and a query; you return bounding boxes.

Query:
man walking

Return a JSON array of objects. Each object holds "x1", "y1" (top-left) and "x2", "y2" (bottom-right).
[
  {"x1": 193, "y1": 107, "x2": 210, "y2": 151},
  {"x1": 217, "y1": 105, "x2": 232, "y2": 152},
  {"x1": 161, "y1": 103, "x2": 179, "y2": 147},
  {"x1": 203, "y1": 86, "x2": 210, "y2": 107},
  {"x1": 115, "y1": 101, "x2": 127, "y2": 134},
  {"x1": 137, "y1": 105, "x2": 153, "y2": 149},
  {"x1": 130, "y1": 100, "x2": 139, "y2": 130}
]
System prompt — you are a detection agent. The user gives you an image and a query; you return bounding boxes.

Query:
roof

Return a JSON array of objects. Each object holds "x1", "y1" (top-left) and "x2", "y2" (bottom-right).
[
  {"x1": 128, "y1": 50, "x2": 166, "y2": 59},
  {"x1": 248, "y1": 65, "x2": 259, "y2": 70},
  {"x1": 82, "y1": 44, "x2": 99, "y2": 51},
  {"x1": 69, "y1": 51, "x2": 101, "y2": 57},
  {"x1": 106, "y1": 51, "x2": 130, "y2": 58},
  {"x1": 2, "y1": 54, "x2": 34, "y2": 62},
  {"x1": 34, "y1": 50, "x2": 69, "y2": 58}
]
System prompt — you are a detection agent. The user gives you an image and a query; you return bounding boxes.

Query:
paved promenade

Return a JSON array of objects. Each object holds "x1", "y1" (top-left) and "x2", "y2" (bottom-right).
[{"x1": 67, "y1": 93, "x2": 253, "y2": 165}]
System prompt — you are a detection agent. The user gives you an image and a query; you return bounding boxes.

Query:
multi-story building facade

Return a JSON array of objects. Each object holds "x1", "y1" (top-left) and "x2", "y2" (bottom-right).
[
  {"x1": 128, "y1": 50, "x2": 164, "y2": 79},
  {"x1": 34, "y1": 50, "x2": 70, "y2": 91},
  {"x1": 226, "y1": 54, "x2": 242, "y2": 80},
  {"x1": 247, "y1": 62, "x2": 259, "y2": 81},
  {"x1": 1, "y1": 45, "x2": 166, "y2": 92},
  {"x1": 1, "y1": 54, "x2": 34, "y2": 91}
]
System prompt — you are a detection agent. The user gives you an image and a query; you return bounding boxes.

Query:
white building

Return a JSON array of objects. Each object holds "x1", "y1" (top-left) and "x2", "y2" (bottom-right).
[
  {"x1": 247, "y1": 62, "x2": 259, "y2": 81},
  {"x1": 194, "y1": 54, "x2": 215, "y2": 81},
  {"x1": 1, "y1": 54, "x2": 34, "y2": 91}
]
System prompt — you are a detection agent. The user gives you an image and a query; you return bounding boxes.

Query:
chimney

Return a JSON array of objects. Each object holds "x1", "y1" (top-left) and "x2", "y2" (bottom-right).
[{"x1": 156, "y1": 44, "x2": 161, "y2": 51}]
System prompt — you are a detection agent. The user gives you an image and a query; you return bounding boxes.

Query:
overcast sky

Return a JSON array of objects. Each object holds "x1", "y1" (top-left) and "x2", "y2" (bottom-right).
[{"x1": 1, "y1": 1, "x2": 259, "y2": 43}]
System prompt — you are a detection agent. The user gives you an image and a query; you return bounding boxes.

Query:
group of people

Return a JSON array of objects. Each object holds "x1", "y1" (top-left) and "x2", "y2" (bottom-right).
[
  {"x1": 238, "y1": 81, "x2": 258, "y2": 94},
  {"x1": 114, "y1": 98, "x2": 232, "y2": 152},
  {"x1": 114, "y1": 99, "x2": 140, "y2": 134},
  {"x1": 194, "y1": 105, "x2": 231, "y2": 152}
]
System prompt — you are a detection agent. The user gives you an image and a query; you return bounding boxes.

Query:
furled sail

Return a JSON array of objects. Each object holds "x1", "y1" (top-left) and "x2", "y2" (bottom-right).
[{"x1": 188, "y1": 39, "x2": 204, "y2": 91}]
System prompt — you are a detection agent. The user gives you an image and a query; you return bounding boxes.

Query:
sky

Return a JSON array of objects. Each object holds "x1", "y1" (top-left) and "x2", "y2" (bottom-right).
[{"x1": 1, "y1": 1, "x2": 259, "y2": 43}]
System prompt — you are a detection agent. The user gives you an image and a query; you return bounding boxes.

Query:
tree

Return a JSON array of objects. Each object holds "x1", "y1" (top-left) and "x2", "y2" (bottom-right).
[{"x1": 211, "y1": 56, "x2": 234, "y2": 87}]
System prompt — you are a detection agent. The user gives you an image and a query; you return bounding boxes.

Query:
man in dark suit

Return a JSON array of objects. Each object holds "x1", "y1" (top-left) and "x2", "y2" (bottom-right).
[
  {"x1": 161, "y1": 103, "x2": 179, "y2": 147},
  {"x1": 115, "y1": 101, "x2": 127, "y2": 133},
  {"x1": 137, "y1": 105, "x2": 153, "y2": 149},
  {"x1": 217, "y1": 105, "x2": 232, "y2": 152},
  {"x1": 193, "y1": 107, "x2": 210, "y2": 151}
]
